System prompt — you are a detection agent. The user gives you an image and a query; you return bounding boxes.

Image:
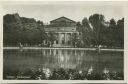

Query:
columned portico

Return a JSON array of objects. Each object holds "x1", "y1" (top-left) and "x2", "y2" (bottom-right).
[
  {"x1": 45, "y1": 31, "x2": 78, "y2": 47},
  {"x1": 57, "y1": 32, "x2": 77, "y2": 46},
  {"x1": 57, "y1": 32, "x2": 73, "y2": 45}
]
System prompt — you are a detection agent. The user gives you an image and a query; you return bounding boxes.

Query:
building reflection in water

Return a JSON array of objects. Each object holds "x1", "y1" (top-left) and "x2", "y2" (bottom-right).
[
  {"x1": 4, "y1": 49, "x2": 123, "y2": 76},
  {"x1": 41, "y1": 49, "x2": 86, "y2": 70}
]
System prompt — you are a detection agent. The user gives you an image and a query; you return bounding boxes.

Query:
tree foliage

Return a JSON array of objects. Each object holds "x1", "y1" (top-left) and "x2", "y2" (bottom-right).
[
  {"x1": 3, "y1": 13, "x2": 46, "y2": 46},
  {"x1": 76, "y1": 14, "x2": 124, "y2": 48}
]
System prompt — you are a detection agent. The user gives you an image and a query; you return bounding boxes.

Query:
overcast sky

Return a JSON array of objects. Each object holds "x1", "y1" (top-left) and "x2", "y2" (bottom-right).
[{"x1": 2, "y1": 1, "x2": 125, "y2": 24}]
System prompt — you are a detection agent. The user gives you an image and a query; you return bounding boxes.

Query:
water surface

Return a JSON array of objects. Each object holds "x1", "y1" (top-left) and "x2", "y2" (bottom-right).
[{"x1": 3, "y1": 49, "x2": 124, "y2": 80}]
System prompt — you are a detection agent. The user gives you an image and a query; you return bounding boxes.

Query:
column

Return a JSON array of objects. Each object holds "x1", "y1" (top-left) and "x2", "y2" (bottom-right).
[
  {"x1": 58, "y1": 33, "x2": 60, "y2": 44},
  {"x1": 67, "y1": 33, "x2": 69, "y2": 45},
  {"x1": 64, "y1": 33, "x2": 67, "y2": 45},
  {"x1": 71, "y1": 32, "x2": 73, "y2": 46}
]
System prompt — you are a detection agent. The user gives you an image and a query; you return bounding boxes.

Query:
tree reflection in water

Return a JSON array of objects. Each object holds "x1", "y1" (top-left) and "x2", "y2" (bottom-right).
[{"x1": 3, "y1": 49, "x2": 123, "y2": 80}]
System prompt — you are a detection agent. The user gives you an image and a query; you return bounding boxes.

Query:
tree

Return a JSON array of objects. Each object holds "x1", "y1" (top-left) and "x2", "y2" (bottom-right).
[
  {"x1": 47, "y1": 31, "x2": 57, "y2": 46},
  {"x1": 116, "y1": 18, "x2": 124, "y2": 48},
  {"x1": 81, "y1": 17, "x2": 94, "y2": 47},
  {"x1": 3, "y1": 13, "x2": 22, "y2": 46},
  {"x1": 76, "y1": 22, "x2": 82, "y2": 32},
  {"x1": 82, "y1": 17, "x2": 90, "y2": 28},
  {"x1": 3, "y1": 13, "x2": 46, "y2": 46},
  {"x1": 37, "y1": 20, "x2": 47, "y2": 44},
  {"x1": 89, "y1": 14, "x2": 105, "y2": 46},
  {"x1": 107, "y1": 18, "x2": 117, "y2": 47},
  {"x1": 71, "y1": 33, "x2": 79, "y2": 47}
]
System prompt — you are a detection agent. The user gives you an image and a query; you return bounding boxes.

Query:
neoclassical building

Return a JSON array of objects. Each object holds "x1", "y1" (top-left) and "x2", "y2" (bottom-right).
[{"x1": 44, "y1": 16, "x2": 79, "y2": 47}]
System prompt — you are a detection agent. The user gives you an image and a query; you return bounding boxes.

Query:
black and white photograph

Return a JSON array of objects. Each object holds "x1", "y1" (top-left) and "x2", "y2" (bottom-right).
[
  {"x1": 1, "y1": 83, "x2": 127, "y2": 84},
  {"x1": 2, "y1": 1, "x2": 125, "y2": 80}
]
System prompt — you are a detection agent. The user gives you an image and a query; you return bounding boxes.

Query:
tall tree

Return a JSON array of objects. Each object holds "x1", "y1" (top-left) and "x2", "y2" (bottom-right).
[
  {"x1": 116, "y1": 18, "x2": 124, "y2": 48},
  {"x1": 81, "y1": 17, "x2": 93, "y2": 46},
  {"x1": 76, "y1": 22, "x2": 82, "y2": 32},
  {"x1": 89, "y1": 14, "x2": 105, "y2": 46},
  {"x1": 3, "y1": 13, "x2": 22, "y2": 46},
  {"x1": 108, "y1": 18, "x2": 117, "y2": 47}
]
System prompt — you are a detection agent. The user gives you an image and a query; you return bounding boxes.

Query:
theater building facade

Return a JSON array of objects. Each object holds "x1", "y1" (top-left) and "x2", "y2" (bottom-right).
[{"x1": 44, "y1": 16, "x2": 80, "y2": 47}]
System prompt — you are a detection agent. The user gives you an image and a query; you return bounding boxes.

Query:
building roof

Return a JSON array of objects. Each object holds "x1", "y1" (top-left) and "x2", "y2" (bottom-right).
[{"x1": 50, "y1": 16, "x2": 76, "y2": 23}]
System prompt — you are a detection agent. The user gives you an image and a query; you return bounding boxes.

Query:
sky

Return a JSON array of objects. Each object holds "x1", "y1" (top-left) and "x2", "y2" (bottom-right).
[{"x1": 2, "y1": 1, "x2": 125, "y2": 24}]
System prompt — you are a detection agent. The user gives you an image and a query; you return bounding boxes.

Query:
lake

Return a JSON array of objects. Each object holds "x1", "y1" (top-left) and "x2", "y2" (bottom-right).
[{"x1": 3, "y1": 48, "x2": 124, "y2": 80}]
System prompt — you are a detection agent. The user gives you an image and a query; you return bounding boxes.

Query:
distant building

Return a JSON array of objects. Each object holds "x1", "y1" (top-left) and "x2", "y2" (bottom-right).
[{"x1": 44, "y1": 16, "x2": 79, "y2": 47}]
